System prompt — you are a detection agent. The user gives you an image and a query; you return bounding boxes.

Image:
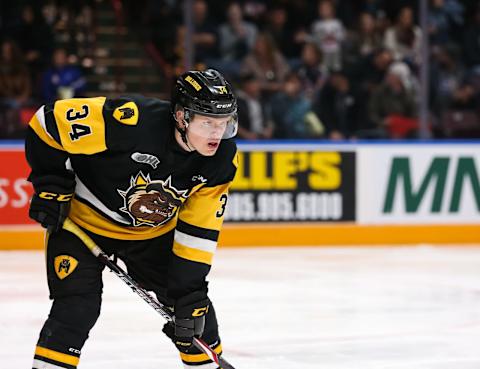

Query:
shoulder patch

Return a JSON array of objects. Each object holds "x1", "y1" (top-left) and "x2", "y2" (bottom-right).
[{"x1": 113, "y1": 101, "x2": 139, "y2": 125}]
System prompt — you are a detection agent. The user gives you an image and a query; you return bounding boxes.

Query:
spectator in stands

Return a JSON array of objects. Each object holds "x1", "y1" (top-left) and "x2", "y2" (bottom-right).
[
  {"x1": 41, "y1": 48, "x2": 86, "y2": 103},
  {"x1": 71, "y1": 3, "x2": 95, "y2": 67},
  {"x1": 383, "y1": 6, "x2": 422, "y2": 65},
  {"x1": 263, "y1": 5, "x2": 303, "y2": 63},
  {"x1": 15, "y1": 4, "x2": 53, "y2": 95},
  {"x1": 145, "y1": 1, "x2": 181, "y2": 85},
  {"x1": 462, "y1": 4, "x2": 480, "y2": 73},
  {"x1": 430, "y1": 47, "x2": 464, "y2": 116},
  {"x1": 236, "y1": 73, "x2": 273, "y2": 140},
  {"x1": 344, "y1": 12, "x2": 383, "y2": 69},
  {"x1": 219, "y1": 2, "x2": 257, "y2": 61},
  {"x1": 41, "y1": 0, "x2": 59, "y2": 27},
  {"x1": 428, "y1": 0, "x2": 464, "y2": 46},
  {"x1": 216, "y1": 2, "x2": 257, "y2": 78},
  {"x1": 0, "y1": 39, "x2": 31, "y2": 138},
  {"x1": 0, "y1": 39, "x2": 31, "y2": 106},
  {"x1": 270, "y1": 72, "x2": 323, "y2": 139},
  {"x1": 449, "y1": 82, "x2": 480, "y2": 111},
  {"x1": 192, "y1": 0, "x2": 218, "y2": 65},
  {"x1": 368, "y1": 62, "x2": 418, "y2": 138},
  {"x1": 295, "y1": 42, "x2": 328, "y2": 99},
  {"x1": 388, "y1": 60, "x2": 419, "y2": 96},
  {"x1": 240, "y1": 32, "x2": 290, "y2": 99},
  {"x1": 313, "y1": 70, "x2": 358, "y2": 140},
  {"x1": 354, "y1": 47, "x2": 394, "y2": 95},
  {"x1": 347, "y1": 47, "x2": 394, "y2": 131},
  {"x1": 440, "y1": 78, "x2": 480, "y2": 138},
  {"x1": 310, "y1": 0, "x2": 346, "y2": 71},
  {"x1": 241, "y1": 0, "x2": 267, "y2": 24},
  {"x1": 362, "y1": 0, "x2": 388, "y2": 18}
]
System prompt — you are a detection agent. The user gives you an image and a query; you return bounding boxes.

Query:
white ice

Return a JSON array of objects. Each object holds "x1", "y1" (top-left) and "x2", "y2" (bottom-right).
[{"x1": 2, "y1": 246, "x2": 480, "y2": 369}]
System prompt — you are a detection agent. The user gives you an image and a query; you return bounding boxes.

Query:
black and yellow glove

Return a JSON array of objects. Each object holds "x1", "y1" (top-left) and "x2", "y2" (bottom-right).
[
  {"x1": 29, "y1": 174, "x2": 75, "y2": 233},
  {"x1": 163, "y1": 290, "x2": 210, "y2": 352}
]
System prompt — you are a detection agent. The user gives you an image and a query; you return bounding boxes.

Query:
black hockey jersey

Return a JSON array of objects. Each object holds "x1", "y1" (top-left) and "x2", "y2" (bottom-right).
[{"x1": 26, "y1": 95, "x2": 238, "y2": 268}]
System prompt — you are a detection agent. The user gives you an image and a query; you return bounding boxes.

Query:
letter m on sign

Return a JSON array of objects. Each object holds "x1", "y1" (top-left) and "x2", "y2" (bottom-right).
[{"x1": 383, "y1": 157, "x2": 449, "y2": 213}]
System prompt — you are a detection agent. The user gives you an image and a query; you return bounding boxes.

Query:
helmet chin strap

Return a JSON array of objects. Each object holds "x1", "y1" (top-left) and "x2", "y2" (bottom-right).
[{"x1": 178, "y1": 120, "x2": 196, "y2": 152}]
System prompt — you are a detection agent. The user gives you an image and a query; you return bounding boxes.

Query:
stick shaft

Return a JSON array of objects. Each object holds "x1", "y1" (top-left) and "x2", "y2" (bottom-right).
[{"x1": 62, "y1": 218, "x2": 234, "y2": 368}]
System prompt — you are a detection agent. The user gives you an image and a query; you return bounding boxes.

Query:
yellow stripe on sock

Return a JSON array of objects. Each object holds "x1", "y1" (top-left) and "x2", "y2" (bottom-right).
[
  {"x1": 35, "y1": 346, "x2": 80, "y2": 366},
  {"x1": 180, "y1": 343, "x2": 222, "y2": 363}
]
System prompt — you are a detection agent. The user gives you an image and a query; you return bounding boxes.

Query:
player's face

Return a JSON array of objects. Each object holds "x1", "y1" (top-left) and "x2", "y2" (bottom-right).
[{"x1": 187, "y1": 114, "x2": 229, "y2": 156}]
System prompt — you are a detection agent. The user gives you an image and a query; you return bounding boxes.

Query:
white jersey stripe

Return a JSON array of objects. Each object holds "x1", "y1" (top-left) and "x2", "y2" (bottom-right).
[
  {"x1": 174, "y1": 230, "x2": 217, "y2": 253},
  {"x1": 74, "y1": 172, "x2": 130, "y2": 225},
  {"x1": 33, "y1": 358, "x2": 70, "y2": 369},
  {"x1": 35, "y1": 105, "x2": 54, "y2": 140}
]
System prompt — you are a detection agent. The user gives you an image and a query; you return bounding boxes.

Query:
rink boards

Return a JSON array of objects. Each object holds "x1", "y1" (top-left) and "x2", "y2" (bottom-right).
[{"x1": 1, "y1": 141, "x2": 479, "y2": 248}]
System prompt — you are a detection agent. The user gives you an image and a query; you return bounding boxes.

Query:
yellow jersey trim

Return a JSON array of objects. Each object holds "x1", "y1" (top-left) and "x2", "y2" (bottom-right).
[
  {"x1": 232, "y1": 151, "x2": 239, "y2": 168},
  {"x1": 35, "y1": 346, "x2": 80, "y2": 366},
  {"x1": 172, "y1": 240, "x2": 214, "y2": 265},
  {"x1": 29, "y1": 114, "x2": 65, "y2": 151},
  {"x1": 178, "y1": 183, "x2": 230, "y2": 231},
  {"x1": 180, "y1": 343, "x2": 222, "y2": 363},
  {"x1": 69, "y1": 198, "x2": 177, "y2": 240}
]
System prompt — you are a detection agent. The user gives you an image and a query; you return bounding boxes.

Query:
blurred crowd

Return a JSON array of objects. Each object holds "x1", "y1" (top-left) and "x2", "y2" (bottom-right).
[
  {"x1": 0, "y1": 1, "x2": 93, "y2": 138},
  {"x1": 1, "y1": 0, "x2": 480, "y2": 140}
]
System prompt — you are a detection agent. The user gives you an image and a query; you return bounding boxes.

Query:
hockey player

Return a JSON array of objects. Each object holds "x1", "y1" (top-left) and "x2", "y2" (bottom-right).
[{"x1": 26, "y1": 69, "x2": 238, "y2": 369}]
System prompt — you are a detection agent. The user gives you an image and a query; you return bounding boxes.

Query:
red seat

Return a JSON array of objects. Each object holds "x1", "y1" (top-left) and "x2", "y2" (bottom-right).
[{"x1": 19, "y1": 107, "x2": 38, "y2": 127}]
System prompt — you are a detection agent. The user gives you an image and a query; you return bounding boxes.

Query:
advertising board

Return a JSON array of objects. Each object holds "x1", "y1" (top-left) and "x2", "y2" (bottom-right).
[
  {"x1": 0, "y1": 147, "x2": 34, "y2": 226},
  {"x1": 357, "y1": 145, "x2": 480, "y2": 224},
  {"x1": 226, "y1": 149, "x2": 356, "y2": 222}
]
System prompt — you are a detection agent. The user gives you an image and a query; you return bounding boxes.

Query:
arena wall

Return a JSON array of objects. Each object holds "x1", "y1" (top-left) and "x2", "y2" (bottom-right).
[{"x1": 1, "y1": 141, "x2": 479, "y2": 249}]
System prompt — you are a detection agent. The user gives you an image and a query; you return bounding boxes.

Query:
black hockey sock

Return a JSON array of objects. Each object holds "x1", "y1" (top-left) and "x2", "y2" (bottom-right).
[{"x1": 33, "y1": 294, "x2": 101, "y2": 369}]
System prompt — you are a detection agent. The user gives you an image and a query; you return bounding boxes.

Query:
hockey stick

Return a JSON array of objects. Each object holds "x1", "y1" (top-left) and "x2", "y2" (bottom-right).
[{"x1": 62, "y1": 218, "x2": 235, "y2": 369}]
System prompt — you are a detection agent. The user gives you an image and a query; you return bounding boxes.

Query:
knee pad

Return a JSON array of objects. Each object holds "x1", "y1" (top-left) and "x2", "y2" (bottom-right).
[{"x1": 38, "y1": 294, "x2": 101, "y2": 350}]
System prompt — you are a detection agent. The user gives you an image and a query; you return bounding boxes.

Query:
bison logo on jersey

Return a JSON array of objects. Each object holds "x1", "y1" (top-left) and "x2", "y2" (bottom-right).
[
  {"x1": 118, "y1": 107, "x2": 135, "y2": 120},
  {"x1": 118, "y1": 172, "x2": 188, "y2": 227},
  {"x1": 54, "y1": 255, "x2": 78, "y2": 280},
  {"x1": 59, "y1": 259, "x2": 71, "y2": 273}
]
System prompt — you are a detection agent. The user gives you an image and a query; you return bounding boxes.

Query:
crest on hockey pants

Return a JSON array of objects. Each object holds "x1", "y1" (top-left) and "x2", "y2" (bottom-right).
[
  {"x1": 118, "y1": 172, "x2": 188, "y2": 227},
  {"x1": 54, "y1": 255, "x2": 79, "y2": 280}
]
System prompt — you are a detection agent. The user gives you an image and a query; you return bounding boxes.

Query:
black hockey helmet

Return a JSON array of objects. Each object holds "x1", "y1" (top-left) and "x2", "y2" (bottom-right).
[{"x1": 172, "y1": 69, "x2": 238, "y2": 139}]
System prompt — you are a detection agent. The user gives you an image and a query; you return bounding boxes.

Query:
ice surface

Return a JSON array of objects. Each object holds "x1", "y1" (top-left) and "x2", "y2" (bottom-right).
[{"x1": 2, "y1": 246, "x2": 480, "y2": 369}]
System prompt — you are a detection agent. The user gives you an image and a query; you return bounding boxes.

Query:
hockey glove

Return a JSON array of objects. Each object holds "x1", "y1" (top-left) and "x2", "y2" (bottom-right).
[
  {"x1": 162, "y1": 290, "x2": 210, "y2": 352},
  {"x1": 29, "y1": 174, "x2": 75, "y2": 233}
]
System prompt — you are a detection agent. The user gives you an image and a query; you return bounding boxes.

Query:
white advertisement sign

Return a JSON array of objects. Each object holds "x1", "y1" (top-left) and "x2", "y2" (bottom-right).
[{"x1": 358, "y1": 144, "x2": 480, "y2": 225}]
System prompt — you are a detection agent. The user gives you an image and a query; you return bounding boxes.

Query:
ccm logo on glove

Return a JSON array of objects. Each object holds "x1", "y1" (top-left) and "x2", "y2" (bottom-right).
[
  {"x1": 192, "y1": 306, "x2": 209, "y2": 317},
  {"x1": 38, "y1": 192, "x2": 74, "y2": 201}
]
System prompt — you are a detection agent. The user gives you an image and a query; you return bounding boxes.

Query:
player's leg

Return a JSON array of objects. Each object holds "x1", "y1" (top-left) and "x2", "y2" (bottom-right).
[
  {"x1": 117, "y1": 232, "x2": 224, "y2": 368},
  {"x1": 116, "y1": 231, "x2": 174, "y2": 301},
  {"x1": 33, "y1": 228, "x2": 105, "y2": 369}
]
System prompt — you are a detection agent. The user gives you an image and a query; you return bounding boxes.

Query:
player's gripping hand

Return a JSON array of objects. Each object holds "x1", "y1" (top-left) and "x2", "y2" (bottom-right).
[
  {"x1": 163, "y1": 291, "x2": 210, "y2": 352},
  {"x1": 29, "y1": 174, "x2": 75, "y2": 233}
]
